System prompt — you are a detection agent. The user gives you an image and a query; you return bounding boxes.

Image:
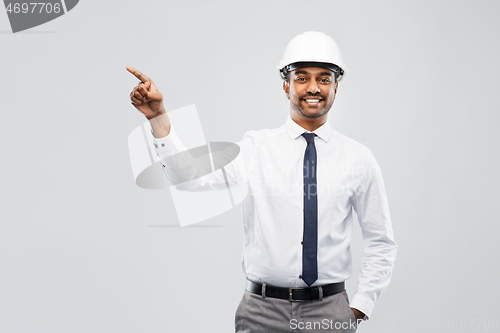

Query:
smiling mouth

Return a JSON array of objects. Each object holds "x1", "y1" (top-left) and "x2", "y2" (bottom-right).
[{"x1": 302, "y1": 98, "x2": 322, "y2": 105}]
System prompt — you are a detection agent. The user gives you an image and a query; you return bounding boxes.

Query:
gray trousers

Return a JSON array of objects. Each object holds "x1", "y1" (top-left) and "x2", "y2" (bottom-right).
[{"x1": 235, "y1": 288, "x2": 358, "y2": 333}]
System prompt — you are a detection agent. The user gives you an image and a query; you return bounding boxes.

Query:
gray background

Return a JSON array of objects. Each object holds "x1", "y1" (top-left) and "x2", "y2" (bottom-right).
[{"x1": 1, "y1": 0, "x2": 499, "y2": 332}]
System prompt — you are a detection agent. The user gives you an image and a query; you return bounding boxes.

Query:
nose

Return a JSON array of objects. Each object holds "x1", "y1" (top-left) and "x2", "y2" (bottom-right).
[{"x1": 306, "y1": 80, "x2": 320, "y2": 94}]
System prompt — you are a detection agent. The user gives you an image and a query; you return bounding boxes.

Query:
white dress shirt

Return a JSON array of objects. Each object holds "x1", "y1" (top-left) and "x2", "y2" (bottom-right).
[{"x1": 153, "y1": 116, "x2": 397, "y2": 319}]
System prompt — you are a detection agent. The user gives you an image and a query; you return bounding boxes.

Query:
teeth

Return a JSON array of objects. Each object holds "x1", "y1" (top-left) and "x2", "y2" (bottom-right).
[{"x1": 305, "y1": 99, "x2": 320, "y2": 102}]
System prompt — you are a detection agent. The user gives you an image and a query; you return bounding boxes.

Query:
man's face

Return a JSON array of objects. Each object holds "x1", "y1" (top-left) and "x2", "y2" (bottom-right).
[{"x1": 283, "y1": 67, "x2": 338, "y2": 120}]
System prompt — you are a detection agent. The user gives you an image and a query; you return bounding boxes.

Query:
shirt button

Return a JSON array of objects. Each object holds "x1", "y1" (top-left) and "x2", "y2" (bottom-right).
[
  {"x1": 301, "y1": 241, "x2": 303, "y2": 245},
  {"x1": 161, "y1": 143, "x2": 165, "y2": 147},
  {"x1": 299, "y1": 275, "x2": 302, "y2": 279}
]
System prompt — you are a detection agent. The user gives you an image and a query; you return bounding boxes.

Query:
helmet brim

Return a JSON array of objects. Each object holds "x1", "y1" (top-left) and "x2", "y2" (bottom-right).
[{"x1": 279, "y1": 61, "x2": 345, "y2": 81}]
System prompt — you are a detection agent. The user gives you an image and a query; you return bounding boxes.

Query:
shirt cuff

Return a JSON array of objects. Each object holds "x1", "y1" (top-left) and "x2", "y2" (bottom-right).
[
  {"x1": 349, "y1": 292, "x2": 375, "y2": 321},
  {"x1": 152, "y1": 123, "x2": 184, "y2": 157}
]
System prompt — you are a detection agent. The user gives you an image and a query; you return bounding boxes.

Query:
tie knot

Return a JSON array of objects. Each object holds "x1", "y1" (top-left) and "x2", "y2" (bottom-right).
[{"x1": 302, "y1": 132, "x2": 316, "y2": 144}]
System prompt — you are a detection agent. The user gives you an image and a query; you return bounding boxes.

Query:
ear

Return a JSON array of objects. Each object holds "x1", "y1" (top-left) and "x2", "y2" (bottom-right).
[
  {"x1": 283, "y1": 80, "x2": 290, "y2": 100},
  {"x1": 334, "y1": 81, "x2": 338, "y2": 94}
]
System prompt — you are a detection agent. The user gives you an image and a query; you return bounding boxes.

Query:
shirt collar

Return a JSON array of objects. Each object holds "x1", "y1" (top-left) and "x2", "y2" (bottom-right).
[{"x1": 284, "y1": 116, "x2": 333, "y2": 142}]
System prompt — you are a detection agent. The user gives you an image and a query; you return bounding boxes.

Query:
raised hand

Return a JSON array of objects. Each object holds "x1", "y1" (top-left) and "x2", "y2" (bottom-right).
[{"x1": 127, "y1": 66, "x2": 166, "y2": 120}]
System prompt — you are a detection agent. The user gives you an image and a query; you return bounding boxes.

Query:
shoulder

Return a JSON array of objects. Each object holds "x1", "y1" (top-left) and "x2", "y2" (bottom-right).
[
  {"x1": 331, "y1": 129, "x2": 372, "y2": 154},
  {"x1": 241, "y1": 124, "x2": 285, "y2": 143}
]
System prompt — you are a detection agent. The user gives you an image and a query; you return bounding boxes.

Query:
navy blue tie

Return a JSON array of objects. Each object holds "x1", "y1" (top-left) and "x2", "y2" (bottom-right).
[{"x1": 301, "y1": 132, "x2": 318, "y2": 286}]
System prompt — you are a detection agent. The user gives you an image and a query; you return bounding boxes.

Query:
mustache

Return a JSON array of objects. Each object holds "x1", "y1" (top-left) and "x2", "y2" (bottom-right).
[{"x1": 300, "y1": 94, "x2": 325, "y2": 99}]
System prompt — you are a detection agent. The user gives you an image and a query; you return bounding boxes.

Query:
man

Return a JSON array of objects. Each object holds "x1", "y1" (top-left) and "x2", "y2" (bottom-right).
[{"x1": 127, "y1": 31, "x2": 397, "y2": 332}]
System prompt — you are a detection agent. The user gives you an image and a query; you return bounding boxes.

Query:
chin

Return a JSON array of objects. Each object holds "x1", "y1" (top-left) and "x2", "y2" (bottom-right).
[
  {"x1": 302, "y1": 109, "x2": 328, "y2": 119},
  {"x1": 291, "y1": 103, "x2": 329, "y2": 119}
]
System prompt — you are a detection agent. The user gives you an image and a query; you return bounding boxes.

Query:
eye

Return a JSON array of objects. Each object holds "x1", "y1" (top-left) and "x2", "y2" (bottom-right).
[
  {"x1": 320, "y1": 78, "x2": 331, "y2": 84},
  {"x1": 296, "y1": 77, "x2": 306, "y2": 82}
]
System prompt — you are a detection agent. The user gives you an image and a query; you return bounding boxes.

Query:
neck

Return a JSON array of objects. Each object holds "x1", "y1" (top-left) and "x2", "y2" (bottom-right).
[{"x1": 290, "y1": 113, "x2": 328, "y2": 132}]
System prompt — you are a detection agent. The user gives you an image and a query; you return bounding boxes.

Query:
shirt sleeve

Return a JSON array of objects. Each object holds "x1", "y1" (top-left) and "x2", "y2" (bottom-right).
[
  {"x1": 152, "y1": 122, "x2": 255, "y2": 192},
  {"x1": 350, "y1": 149, "x2": 398, "y2": 320}
]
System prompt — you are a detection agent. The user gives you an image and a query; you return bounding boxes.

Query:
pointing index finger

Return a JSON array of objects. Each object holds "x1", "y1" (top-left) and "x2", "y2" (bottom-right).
[{"x1": 126, "y1": 66, "x2": 151, "y2": 83}]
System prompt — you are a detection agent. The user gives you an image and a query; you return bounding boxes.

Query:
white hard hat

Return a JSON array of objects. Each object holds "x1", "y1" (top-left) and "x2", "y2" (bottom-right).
[{"x1": 278, "y1": 31, "x2": 347, "y2": 81}]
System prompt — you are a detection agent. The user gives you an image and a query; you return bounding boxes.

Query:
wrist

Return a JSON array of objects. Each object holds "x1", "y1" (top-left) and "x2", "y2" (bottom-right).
[
  {"x1": 146, "y1": 109, "x2": 166, "y2": 121},
  {"x1": 149, "y1": 112, "x2": 171, "y2": 138},
  {"x1": 351, "y1": 308, "x2": 366, "y2": 321}
]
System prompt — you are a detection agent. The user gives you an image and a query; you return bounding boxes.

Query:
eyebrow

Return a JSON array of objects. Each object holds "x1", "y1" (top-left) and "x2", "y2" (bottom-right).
[{"x1": 294, "y1": 70, "x2": 333, "y2": 77}]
